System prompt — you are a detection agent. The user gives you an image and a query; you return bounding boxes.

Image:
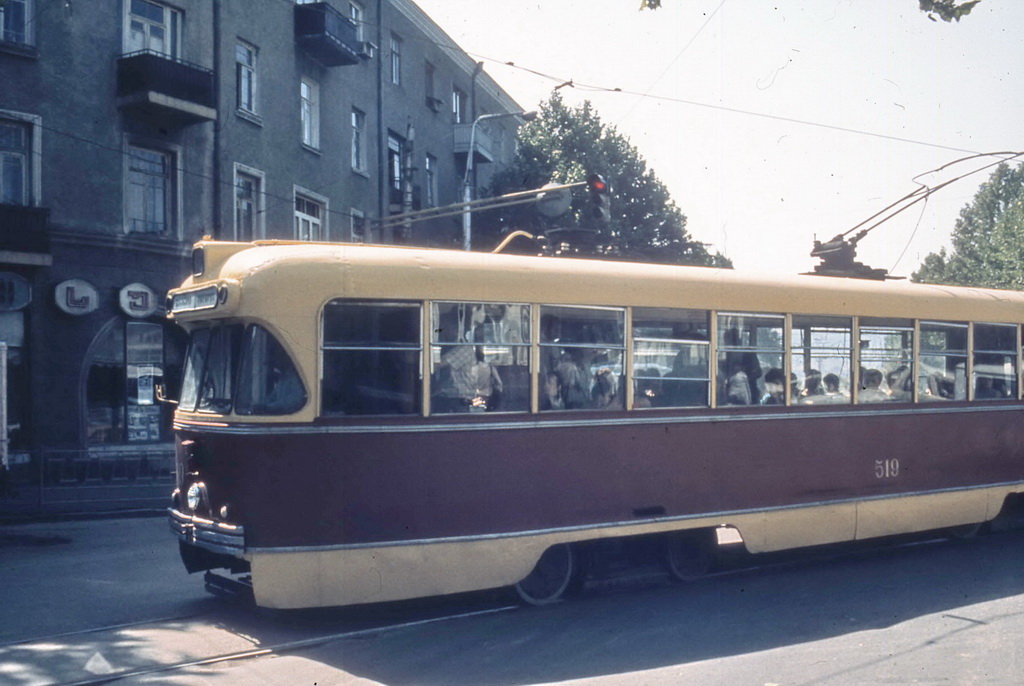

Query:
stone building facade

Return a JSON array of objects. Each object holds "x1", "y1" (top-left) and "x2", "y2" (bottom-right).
[{"x1": 0, "y1": 0, "x2": 524, "y2": 511}]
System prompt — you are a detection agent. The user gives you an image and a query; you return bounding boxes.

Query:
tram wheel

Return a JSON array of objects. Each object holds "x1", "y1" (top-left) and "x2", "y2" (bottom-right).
[
  {"x1": 665, "y1": 531, "x2": 713, "y2": 582},
  {"x1": 515, "y1": 543, "x2": 577, "y2": 605}
]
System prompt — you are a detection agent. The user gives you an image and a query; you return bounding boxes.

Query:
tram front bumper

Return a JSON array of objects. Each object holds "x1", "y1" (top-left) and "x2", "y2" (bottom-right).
[{"x1": 169, "y1": 507, "x2": 246, "y2": 558}]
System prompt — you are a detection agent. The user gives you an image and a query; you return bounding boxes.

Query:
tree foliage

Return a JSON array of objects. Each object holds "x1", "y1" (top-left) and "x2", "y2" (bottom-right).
[
  {"x1": 911, "y1": 162, "x2": 1024, "y2": 289},
  {"x1": 639, "y1": 0, "x2": 981, "y2": 22},
  {"x1": 485, "y1": 93, "x2": 730, "y2": 268}
]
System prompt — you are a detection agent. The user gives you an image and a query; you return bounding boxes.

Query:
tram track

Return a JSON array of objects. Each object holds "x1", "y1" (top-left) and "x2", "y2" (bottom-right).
[{"x1": 3, "y1": 604, "x2": 519, "y2": 686}]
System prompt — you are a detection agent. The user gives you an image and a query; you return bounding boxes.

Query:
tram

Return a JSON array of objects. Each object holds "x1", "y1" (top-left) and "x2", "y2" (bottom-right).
[{"x1": 168, "y1": 239, "x2": 1024, "y2": 608}]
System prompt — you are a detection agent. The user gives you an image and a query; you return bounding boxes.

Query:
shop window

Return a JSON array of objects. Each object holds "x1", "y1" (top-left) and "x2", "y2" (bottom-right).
[{"x1": 86, "y1": 319, "x2": 175, "y2": 444}]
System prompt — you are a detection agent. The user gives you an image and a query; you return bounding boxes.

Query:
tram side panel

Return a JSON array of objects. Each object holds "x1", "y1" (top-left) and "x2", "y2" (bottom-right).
[{"x1": 180, "y1": 405, "x2": 1024, "y2": 555}]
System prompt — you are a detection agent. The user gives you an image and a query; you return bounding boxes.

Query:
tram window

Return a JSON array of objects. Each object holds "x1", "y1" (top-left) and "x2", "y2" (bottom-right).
[
  {"x1": 854, "y1": 317, "x2": 913, "y2": 403},
  {"x1": 178, "y1": 324, "x2": 243, "y2": 414},
  {"x1": 716, "y1": 313, "x2": 784, "y2": 406},
  {"x1": 430, "y1": 302, "x2": 530, "y2": 414},
  {"x1": 919, "y1": 321, "x2": 967, "y2": 401},
  {"x1": 792, "y1": 315, "x2": 852, "y2": 405},
  {"x1": 632, "y1": 308, "x2": 709, "y2": 408},
  {"x1": 235, "y1": 325, "x2": 307, "y2": 415},
  {"x1": 973, "y1": 323, "x2": 1018, "y2": 400},
  {"x1": 539, "y1": 305, "x2": 624, "y2": 411},
  {"x1": 321, "y1": 301, "x2": 421, "y2": 415}
]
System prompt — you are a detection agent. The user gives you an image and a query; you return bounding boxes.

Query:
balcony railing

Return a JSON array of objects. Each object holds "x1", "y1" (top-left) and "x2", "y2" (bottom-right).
[
  {"x1": 116, "y1": 50, "x2": 217, "y2": 126},
  {"x1": 0, "y1": 204, "x2": 51, "y2": 257},
  {"x1": 453, "y1": 124, "x2": 496, "y2": 164},
  {"x1": 295, "y1": 2, "x2": 361, "y2": 67}
]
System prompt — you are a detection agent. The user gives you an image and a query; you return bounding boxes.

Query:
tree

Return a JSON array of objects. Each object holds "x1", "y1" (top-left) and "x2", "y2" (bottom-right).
[
  {"x1": 484, "y1": 93, "x2": 730, "y2": 268},
  {"x1": 912, "y1": 162, "x2": 1024, "y2": 289},
  {"x1": 639, "y1": 0, "x2": 981, "y2": 23}
]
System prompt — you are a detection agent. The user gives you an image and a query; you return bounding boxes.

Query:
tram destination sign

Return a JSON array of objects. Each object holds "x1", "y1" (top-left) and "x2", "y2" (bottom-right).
[{"x1": 170, "y1": 286, "x2": 220, "y2": 314}]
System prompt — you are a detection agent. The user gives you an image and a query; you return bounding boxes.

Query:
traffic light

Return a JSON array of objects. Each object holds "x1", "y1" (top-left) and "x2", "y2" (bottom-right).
[{"x1": 586, "y1": 174, "x2": 611, "y2": 225}]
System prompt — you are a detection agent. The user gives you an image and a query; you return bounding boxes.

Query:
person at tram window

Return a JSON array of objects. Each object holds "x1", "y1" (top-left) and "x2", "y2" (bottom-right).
[
  {"x1": 634, "y1": 368, "x2": 661, "y2": 408},
  {"x1": 723, "y1": 328, "x2": 762, "y2": 401},
  {"x1": 799, "y1": 369, "x2": 825, "y2": 403},
  {"x1": 859, "y1": 368, "x2": 889, "y2": 403},
  {"x1": 554, "y1": 351, "x2": 591, "y2": 409},
  {"x1": 886, "y1": 366, "x2": 913, "y2": 402},
  {"x1": 592, "y1": 367, "x2": 621, "y2": 410},
  {"x1": 823, "y1": 373, "x2": 844, "y2": 398},
  {"x1": 541, "y1": 371, "x2": 565, "y2": 411},
  {"x1": 723, "y1": 362, "x2": 751, "y2": 405},
  {"x1": 469, "y1": 347, "x2": 503, "y2": 411},
  {"x1": 433, "y1": 344, "x2": 478, "y2": 412},
  {"x1": 759, "y1": 367, "x2": 787, "y2": 405}
]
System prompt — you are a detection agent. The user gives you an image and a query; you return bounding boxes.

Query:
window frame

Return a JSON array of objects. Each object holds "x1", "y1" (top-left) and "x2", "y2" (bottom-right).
[
  {"x1": 0, "y1": 110, "x2": 41, "y2": 206},
  {"x1": 389, "y1": 33, "x2": 402, "y2": 86},
  {"x1": 351, "y1": 108, "x2": 367, "y2": 172},
  {"x1": 300, "y1": 77, "x2": 320, "y2": 150},
  {"x1": 235, "y1": 40, "x2": 258, "y2": 116},
  {"x1": 233, "y1": 163, "x2": 265, "y2": 241},
  {"x1": 1, "y1": 0, "x2": 34, "y2": 46},
  {"x1": 124, "y1": 141, "x2": 181, "y2": 239},
  {"x1": 124, "y1": 0, "x2": 181, "y2": 58},
  {"x1": 293, "y1": 187, "x2": 327, "y2": 242}
]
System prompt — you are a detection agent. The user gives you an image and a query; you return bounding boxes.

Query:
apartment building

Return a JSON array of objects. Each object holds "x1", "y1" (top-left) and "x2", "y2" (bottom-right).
[{"x1": 0, "y1": 0, "x2": 525, "y2": 510}]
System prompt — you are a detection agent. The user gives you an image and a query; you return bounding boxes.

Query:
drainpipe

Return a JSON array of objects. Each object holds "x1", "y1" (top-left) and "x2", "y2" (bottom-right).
[
  {"x1": 376, "y1": 0, "x2": 386, "y2": 242},
  {"x1": 212, "y1": 0, "x2": 222, "y2": 239}
]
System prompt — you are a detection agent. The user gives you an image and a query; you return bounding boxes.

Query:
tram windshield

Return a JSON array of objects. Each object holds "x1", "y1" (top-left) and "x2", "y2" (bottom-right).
[{"x1": 179, "y1": 323, "x2": 306, "y2": 415}]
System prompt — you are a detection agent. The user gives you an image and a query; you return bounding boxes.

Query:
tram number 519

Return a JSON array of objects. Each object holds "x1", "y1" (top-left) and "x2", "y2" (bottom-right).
[{"x1": 875, "y1": 458, "x2": 900, "y2": 479}]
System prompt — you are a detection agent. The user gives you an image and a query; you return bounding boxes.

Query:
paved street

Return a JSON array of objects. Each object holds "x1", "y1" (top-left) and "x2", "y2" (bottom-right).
[{"x1": 3, "y1": 516, "x2": 1024, "y2": 685}]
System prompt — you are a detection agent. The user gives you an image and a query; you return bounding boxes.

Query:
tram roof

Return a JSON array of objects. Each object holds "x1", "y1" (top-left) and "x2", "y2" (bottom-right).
[{"x1": 175, "y1": 241, "x2": 1024, "y2": 325}]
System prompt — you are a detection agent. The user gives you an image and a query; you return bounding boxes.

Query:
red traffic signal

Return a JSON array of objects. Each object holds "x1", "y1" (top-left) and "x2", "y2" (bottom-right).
[{"x1": 586, "y1": 174, "x2": 611, "y2": 224}]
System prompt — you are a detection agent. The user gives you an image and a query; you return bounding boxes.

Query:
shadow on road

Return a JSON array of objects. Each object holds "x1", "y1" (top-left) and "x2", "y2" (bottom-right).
[{"x1": 198, "y1": 528, "x2": 1024, "y2": 684}]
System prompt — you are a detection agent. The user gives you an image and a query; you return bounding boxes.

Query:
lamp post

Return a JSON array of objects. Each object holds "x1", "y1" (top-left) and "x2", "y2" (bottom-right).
[{"x1": 462, "y1": 110, "x2": 536, "y2": 251}]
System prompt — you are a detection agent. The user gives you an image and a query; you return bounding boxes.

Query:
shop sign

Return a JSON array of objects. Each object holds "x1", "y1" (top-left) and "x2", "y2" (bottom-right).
[
  {"x1": 54, "y1": 279, "x2": 99, "y2": 316},
  {"x1": 0, "y1": 272, "x2": 31, "y2": 311},
  {"x1": 119, "y1": 282, "x2": 159, "y2": 318}
]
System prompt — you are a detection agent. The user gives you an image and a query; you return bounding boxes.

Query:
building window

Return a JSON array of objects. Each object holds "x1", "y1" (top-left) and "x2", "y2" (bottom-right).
[
  {"x1": 126, "y1": 0, "x2": 181, "y2": 58},
  {"x1": 300, "y1": 77, "x2": 319, "y2": 149},
  {"x1": 294, "y1": 191, "x2": 325, "y2": 241},
  {"x1": 0, "y1": 120, "x2": 29, "y2": 205},
  {"x1": 424, "y1": 61, "x2": 436, "y2": 106},
  {"x1": 452, "y1": 86, "x2": 466, "y2": 123},
  {"x1": 126, "y1": 145, "x2": 175, "y2": 236},
  {"x1": 349, "y1": 1, "x2": 364, "y2": 42},
  {"x1": 234, "y1": 166, "x2": 264, "y2": 241},
  {"x1": 350, "y1": 209, "x2": 366, "y2": 243},
  {"x1": 236, "y1": 42, "x2": 258, "y2": 115},
  {"x1": 425, "y1": 154, "x2": 437, "y2": 207},
  {"x1": 1, "y1": 0, "x2": 32, "y2": 45},
  {"x1": 387, "y1": 133, "x2": 403, "y2": 201},
  {"x1": 390, "y1": 33, "x2": 402, "y2": 86},
  {"x1": 351, "y1": 108, "x2": 366, "y2": 172}
]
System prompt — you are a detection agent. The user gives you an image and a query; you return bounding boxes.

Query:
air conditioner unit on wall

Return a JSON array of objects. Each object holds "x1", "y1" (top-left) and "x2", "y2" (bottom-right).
[{"x1": 357, "y1": 41, "x2": 377, "y2": 59}]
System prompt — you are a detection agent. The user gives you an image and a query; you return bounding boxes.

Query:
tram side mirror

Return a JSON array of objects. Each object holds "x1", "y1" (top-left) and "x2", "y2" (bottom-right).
[{"x1": 155, "y1": 383, "x2": 178, "y2": 406}]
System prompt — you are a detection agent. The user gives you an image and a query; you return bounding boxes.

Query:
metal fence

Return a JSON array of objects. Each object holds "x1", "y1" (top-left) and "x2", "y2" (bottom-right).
[{"x1": 1, "y1": 445, "x2": 175, "y2": 515}]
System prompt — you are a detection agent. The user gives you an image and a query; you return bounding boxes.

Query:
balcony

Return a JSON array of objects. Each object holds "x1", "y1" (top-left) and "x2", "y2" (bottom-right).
[
  {"x1": 453, "y1": 124, "x2": 496, "y2": 164},
  {"x1": 295, "y1": 2, "x2": 361, "y2": 67},
  {"x1": 0, "y1": 204, "x2": 52, "y2": 265},
  {"x1": 116, "y1": 51, "x2": 217, "y2": 127}
]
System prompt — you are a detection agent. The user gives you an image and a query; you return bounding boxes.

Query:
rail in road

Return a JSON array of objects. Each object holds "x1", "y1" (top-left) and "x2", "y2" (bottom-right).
[
  {"x1": 0, "y1": 605, "x2": 519, "y2": 685},
  {"x1": 4, "y1": 515, "x2": 1024, "y2": 685}
]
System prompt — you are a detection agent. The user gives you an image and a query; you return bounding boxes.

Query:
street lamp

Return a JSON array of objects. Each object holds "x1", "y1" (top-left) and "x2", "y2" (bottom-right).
[{"x1": 462, "y1": 110, "x2": 537, "y2": 251}]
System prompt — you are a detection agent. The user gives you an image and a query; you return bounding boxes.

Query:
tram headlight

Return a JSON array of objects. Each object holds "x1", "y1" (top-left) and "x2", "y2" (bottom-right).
[{"x1": 186, "y1": 482, "x2": 204, "y2": 512}]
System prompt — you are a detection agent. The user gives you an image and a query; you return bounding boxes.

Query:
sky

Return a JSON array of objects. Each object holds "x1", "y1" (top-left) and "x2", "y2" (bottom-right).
[{"x1": 413, "y1": 0, "x2": 1023, "y2": 276}]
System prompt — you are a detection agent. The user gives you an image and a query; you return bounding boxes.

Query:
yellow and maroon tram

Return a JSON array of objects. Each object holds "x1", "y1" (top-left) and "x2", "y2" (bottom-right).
[{"x1": 168, "y1": 239, "x2": 1024, "y2": 608}]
